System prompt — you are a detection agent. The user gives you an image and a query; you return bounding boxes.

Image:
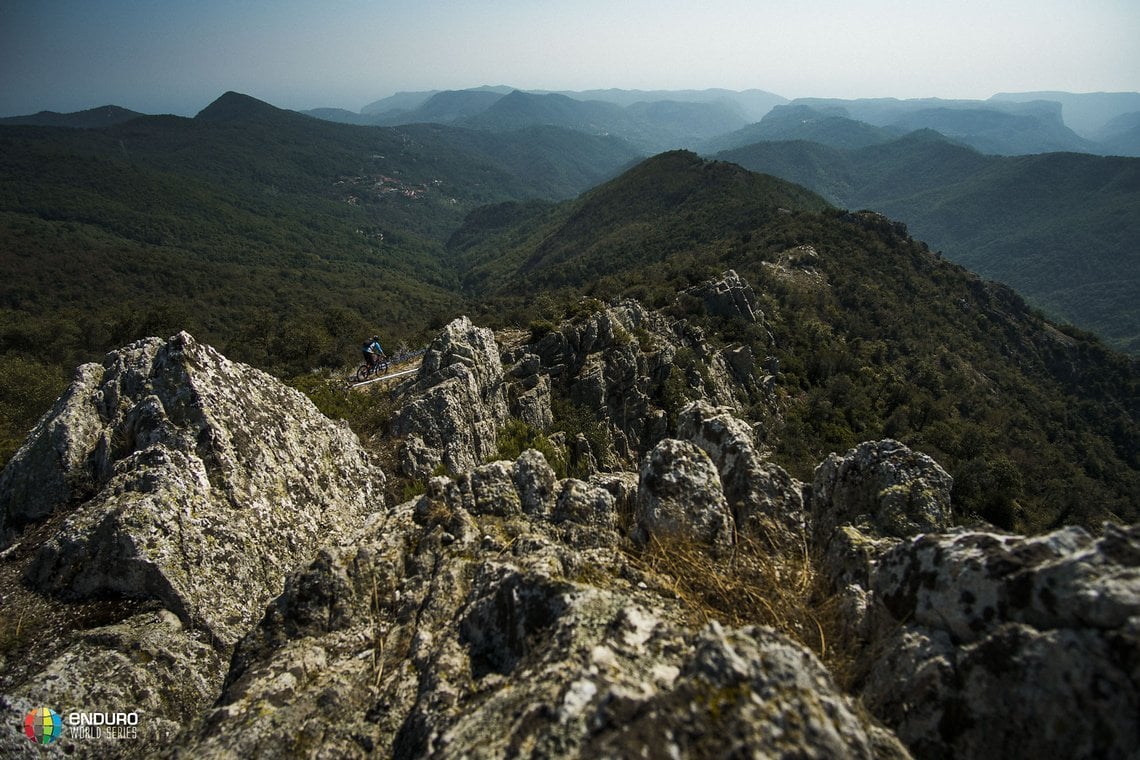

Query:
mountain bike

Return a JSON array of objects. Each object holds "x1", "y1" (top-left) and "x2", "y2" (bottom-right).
[{"x1": 355, "y1": 353, "x2": 390, "y2": 382}]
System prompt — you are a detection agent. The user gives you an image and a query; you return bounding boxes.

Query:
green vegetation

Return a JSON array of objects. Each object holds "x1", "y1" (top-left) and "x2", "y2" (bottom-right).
[
  {"x1": 1, "y1": 113, "x2": 1136, "y2": 537},
  {"x1": 717, "y1": 132, "x2": 1140, "y2": 353},
  {"x1": 0, "y1": 93, "x2": 639, "y2": 460},
  {"x1": 448, "y1": 152, "x2": 1138, "y2": 533},
  {"x1": 494, "y1": 418, "x2": 568, "y2": 478}
]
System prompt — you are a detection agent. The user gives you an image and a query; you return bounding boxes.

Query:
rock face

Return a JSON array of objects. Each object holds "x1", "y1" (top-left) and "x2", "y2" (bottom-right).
[
  {"x1": 2, "y1": 309, "x2": 1137, "y2": 760},
  {"x1": 859, "y1": 524, "x2": 1140, "y2": 759},
  {"x1": 807, "y1": 437, "x2": 1140, "y2": 760},
  {"x1": 0, "y1": 332, "x2": 383, "y2": 757},
  {"x1": 392, "y1": 316, "x2": 512, "y2": 478},
  {"x1": 811, "y1": 439, "x2": 954, "y2": 544},
  {"x1": 170, "y1": 457, "x2": 903, "y2": 760},
  {"x1": 683, "y1": 268, "x2": 763, "y2": 324},
  {"x1": 677, "y1": 400, "x2": 805, "y2": 538},
  {"x1": 632, "y1": 438, "x2": 734, "y2": 549}
]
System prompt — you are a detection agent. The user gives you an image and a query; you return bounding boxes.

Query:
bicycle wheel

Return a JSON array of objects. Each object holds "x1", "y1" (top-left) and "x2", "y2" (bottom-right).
[{"x1": 356, "y1": 364, "x2": 372, "y2": 383}]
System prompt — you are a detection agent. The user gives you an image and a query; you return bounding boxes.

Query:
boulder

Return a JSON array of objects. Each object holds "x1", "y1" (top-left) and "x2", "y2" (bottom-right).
[
  {"x1": 5, "y1": 332, "x2": 380, "y2": 647},
  {"x1": 632, "y1": 438, "x2": 734, "y2": 550},
  {"x1": 677, "y1": 400, "x2": 805, "y2": 538},
  {"x1": 393, "y1": 316, "x2": 510, "y2": 478},
  {"x1": 512, "y1": 447, "x2": 558, "y2": 517},
  {"x1": 859, "y1": 523, "x2": 1140, "y2": 759},
  {"x1": 0, "y1": 332, "x2": 383, "y2": 757},
  {"x1": 811, "y1": 439, "x2": 953, "y2": 544}
]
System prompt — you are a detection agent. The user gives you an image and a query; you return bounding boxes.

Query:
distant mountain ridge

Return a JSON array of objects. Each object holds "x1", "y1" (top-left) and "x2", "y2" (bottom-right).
[
  {"x1": 360, "y1": 89, "x2": 753, "y2": 154},
  {"x1": 773, "y1": 97, "x2": 1096, "y2": 155},
  {"x1": 989, "y1": 91, "x2": 1140, "y2": 138},
  {"x1": 717, "y1": 131, "x2": 1140, "y2": 352},
  {"x1": 0, "y1": 104, "x2": 145, "y2": 128},
  {"x1": 361, "y1": 86, "x2": 786, "y2": 121},
  {"x1": 10, "y1": 87, "x2": 1138, "y2": 156}
]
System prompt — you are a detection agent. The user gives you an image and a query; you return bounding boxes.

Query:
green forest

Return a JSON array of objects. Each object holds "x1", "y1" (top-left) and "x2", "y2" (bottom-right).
[
  {"x1": 717, "y1": 131, "x2": 1140, "y2": 353},
  {"x1": 1, "y1": 103, "x2": 1136, "y2": 538}
]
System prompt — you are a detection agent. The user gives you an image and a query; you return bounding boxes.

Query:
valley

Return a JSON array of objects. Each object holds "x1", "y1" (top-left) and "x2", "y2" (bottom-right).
[{"x1": 0, "y1": 86, "x2": 1138, "y2": 760}]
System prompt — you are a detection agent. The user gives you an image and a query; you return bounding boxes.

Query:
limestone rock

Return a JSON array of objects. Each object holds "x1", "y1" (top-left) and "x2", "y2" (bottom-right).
[
  {"x1": 512, "y1": 447, "x2": 558, "y2": 517},
  {"x1": 677, "y1": 400, "x2": 805, "y2": 538},
  {"x1": 811, "y1": 439, "x2": 953, "y2": 544},
  {"x1": 872, "y1": 524, "x2": 1139, "y2": 644},
  {"x1": 525, "y1": 300, "x2": 747, "y2": 468},
  {"x1": 393, "y1": 316, "x2": 510, "y2": 478},
  {"x1": 633, "y1": 438, "x2": 734, "y2": 549},
  {"x1": 502, "y1": 349, "x2": 553, "y2": 433},
  {"x1": 683, "y1": 269, "x2": 761, "y2": 323},
  {"x1": 0, "y1": 609, "x2": 221, "y2": 758},
  {"x1": 860, "y1": 523, "x2": 1140, "y2": 758},
  {"x1": 0, "y1": 332, "x2": 383, "y2": 753},
  {"x1": 170, "y1": 490, "x2": 903, "y2": 759},
  {"x1": 6, "y1": 332, "x2": 381, "y2": 648}
]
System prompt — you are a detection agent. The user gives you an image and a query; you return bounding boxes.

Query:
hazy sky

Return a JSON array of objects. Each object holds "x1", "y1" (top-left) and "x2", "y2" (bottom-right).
[{"x1": 1, "y1": 0, "x2": 1138, "y2": 116}]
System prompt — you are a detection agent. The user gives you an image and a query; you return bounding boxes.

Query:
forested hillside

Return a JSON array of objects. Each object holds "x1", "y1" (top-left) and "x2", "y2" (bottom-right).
[
  {"x1": 0, "y1": 92, "x2": 640, "y2": 461},
  {"x1": 1, "y1": 108, "x2": 1136, "y2": 537},
  {"x1": 718, "y1": 132, "x2": 1140, "y2": 353},
  {"x1": 450, "y1": 152, "x2": 1139, "y2": 533}
]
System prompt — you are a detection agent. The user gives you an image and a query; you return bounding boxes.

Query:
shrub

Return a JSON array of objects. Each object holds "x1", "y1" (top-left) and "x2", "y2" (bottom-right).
[{"x1": 494, "y1": 418, "x2": 567, "y2": 478}]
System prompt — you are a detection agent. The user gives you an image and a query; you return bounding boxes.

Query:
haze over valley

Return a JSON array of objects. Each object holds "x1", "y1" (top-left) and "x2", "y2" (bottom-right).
[{"x1": 1, "y1": 3, "x2": 1138, "y2": 758}]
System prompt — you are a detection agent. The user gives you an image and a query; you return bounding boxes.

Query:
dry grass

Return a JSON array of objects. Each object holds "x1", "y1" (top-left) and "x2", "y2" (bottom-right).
[
  {"x1": 0, "y1": 515, "x2": 147, "y2": 690},
  {"x1": 622, "y1": 519, "x2": 856, "y2": 680}
]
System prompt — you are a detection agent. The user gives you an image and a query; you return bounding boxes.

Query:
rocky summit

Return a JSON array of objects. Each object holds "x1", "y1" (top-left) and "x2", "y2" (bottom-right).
[{"x1": 0, "y1": 280, "x2": 1137, "y2": 758}]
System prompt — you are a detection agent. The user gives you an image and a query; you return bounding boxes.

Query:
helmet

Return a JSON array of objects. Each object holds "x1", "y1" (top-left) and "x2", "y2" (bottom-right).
[{"x1": 372, "y1": 335, "x2": 380, "y2": 342}]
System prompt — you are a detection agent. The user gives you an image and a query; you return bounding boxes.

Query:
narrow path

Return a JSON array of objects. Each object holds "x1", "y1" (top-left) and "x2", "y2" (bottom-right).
[
  {"x1": 350, "y1": 363, "x2": 421, "y2": 388},
  {"x1": 347, "y1": 353, "x2": 425, "y2": 390}
]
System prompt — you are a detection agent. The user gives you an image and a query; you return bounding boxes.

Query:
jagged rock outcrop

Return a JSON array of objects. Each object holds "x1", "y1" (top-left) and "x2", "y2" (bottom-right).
[
  {"x1": 527, "y1": 298, "x2": 749, "y2": 464},
  {"x1": 682, "y1": 268, "x2": 765, "y2": 329},
  {"x1": 0, "y1": 332, "x2": 383, "y2": 757},
  {"x1": 803, "y1": 436, "x2": 1140, "y2": 759},
  {"x1": 811, "y1": 439, "x2": 954, "y2": 545},
  {"x1": 169, "y1": 451, "x2": 906, "y2": 759},
  {"x1": 859, "y1": 524, "x2": 1140, "y2": 759},
  {"x1": 677, "y1": 400, "x2": 805, "y2": 539},
  {"x1": 632, "y1": 438, "x2": 734, "y2": 550},
  {"x1": 393, "y1": 316, "x2": 513, "y2": 478}
]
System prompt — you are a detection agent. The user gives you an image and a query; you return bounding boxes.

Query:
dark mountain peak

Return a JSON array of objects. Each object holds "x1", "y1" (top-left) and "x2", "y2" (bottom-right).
[
  {"x1": 580, "y1": 149, "x2": 829, "y2": 214},
  {"x1": 195, "y1": 91, "x2": 306, "y2": 125},
  {"x1": 0, "y1": 104, "x2": 145, "y2": 129},
  {"x1": 498, "y1": 150, "x2": 829, "y2": 286}
]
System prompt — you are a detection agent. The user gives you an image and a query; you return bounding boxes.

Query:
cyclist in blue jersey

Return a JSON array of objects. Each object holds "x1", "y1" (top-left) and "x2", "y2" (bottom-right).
[{"x1": 361, "y1": 335, "x2": 386, "y2": 369}]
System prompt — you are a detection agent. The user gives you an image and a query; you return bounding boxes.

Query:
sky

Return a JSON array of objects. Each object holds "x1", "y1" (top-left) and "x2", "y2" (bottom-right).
[{"x1": 1, "y1": 0, "x2": 1138, "y2": 117}]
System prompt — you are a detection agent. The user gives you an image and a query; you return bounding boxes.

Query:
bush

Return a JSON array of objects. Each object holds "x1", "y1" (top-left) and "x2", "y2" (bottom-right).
[{"x1": 494, "y1": 418, "x2": 567, "y2": 478}]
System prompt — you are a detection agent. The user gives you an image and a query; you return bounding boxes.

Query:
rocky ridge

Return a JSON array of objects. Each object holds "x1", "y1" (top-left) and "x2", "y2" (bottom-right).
[{"x1": 0, "y1": 273, "x2": 1136, "y2": 758}]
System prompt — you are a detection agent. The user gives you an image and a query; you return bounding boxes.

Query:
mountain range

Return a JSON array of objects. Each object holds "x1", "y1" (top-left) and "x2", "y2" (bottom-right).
[
  {"x1": 3, "y1": 92, "x2": 1135, "y2": 530},
  {"x1": 715, "y1": 127, "x2": 1140, "y2": 352},
  {"x1": 7, "y1": 88, "x2": 1137, "y2": 355},
  {"x1": 0, "y1": 87, "x2": 1138, "y2": 758},
  {"x1": 337, "y1": 87, "x2": 1140, "y2": 156}
]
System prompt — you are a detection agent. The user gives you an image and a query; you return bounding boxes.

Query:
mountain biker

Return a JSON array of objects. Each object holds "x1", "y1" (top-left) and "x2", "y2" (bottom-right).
[{"x1": 362, "y1": 335, "x2": 386, "y2": 369}]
